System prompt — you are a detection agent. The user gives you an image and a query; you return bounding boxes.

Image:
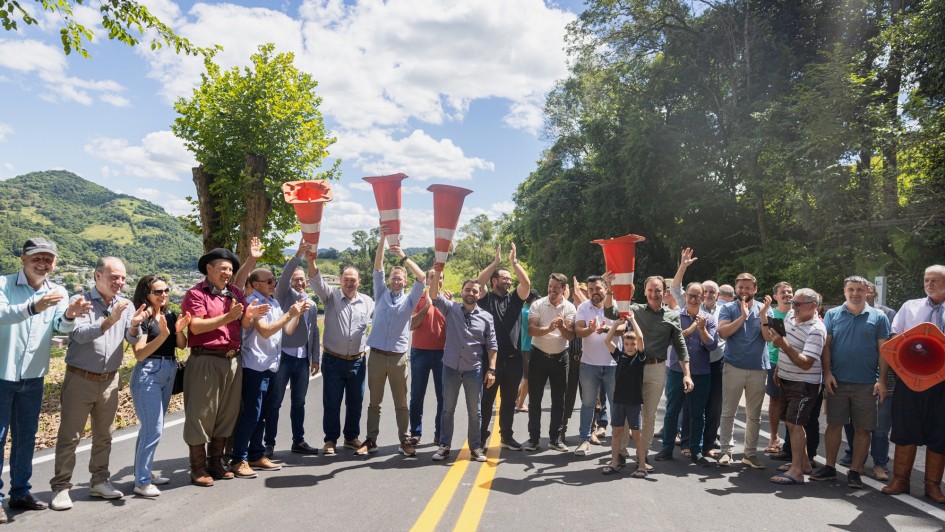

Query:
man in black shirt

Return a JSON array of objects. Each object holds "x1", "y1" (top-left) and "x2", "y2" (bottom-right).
[{"x1": 475, "y1": 244, "x2": 531, "y2": 450}]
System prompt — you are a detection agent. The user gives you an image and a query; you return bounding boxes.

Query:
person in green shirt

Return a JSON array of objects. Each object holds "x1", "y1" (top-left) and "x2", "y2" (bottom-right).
[{"x1": 764, "y1": 282, "x2": 793, "y2": 455}]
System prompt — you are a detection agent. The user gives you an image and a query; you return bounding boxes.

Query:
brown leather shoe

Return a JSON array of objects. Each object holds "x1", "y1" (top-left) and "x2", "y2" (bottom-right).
[
  {"x1": 188, "y1": 445, "x2": 214, "y2": 487},
  {"x1": 925, "y1": 450, "x2": 945, "y2": 503},
  {"x1": 230, "y1": 460, "x2": 258, "y2": 479},
  {"x1": 248, "y1": 456, "x2": 282, "y2": 471},
  {"x1": 207, "y1": 437, "x2": 234, "y2": 480},
  {"x1": 882, "y1": 444, "x2": 916, "y2": 495}
]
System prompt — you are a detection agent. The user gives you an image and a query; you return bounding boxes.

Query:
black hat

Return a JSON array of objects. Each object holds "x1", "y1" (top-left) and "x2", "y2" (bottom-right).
[
  {"x1": 23, "y1": 237, "x2": 58, "y2": 257},
  {"x1": 198, "y1": 248, "x2": 240, "y2": 275}
]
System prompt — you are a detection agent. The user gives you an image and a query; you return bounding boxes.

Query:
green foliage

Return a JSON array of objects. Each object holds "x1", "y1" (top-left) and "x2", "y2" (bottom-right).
[
  {"x1": 0, "y1": 0, "x2": 217, "y2": 58},
  {"x1": 0, "y1": 170, "x2": 202, "y2": 274},
  {"x1": 172, "y1": 43, "x2": 339, "y2": 262}
]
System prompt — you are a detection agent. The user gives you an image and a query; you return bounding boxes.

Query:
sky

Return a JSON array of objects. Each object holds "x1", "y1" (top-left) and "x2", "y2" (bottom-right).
[{"x1": 0, "y1": 0, "x2": 584, "y2": 252}]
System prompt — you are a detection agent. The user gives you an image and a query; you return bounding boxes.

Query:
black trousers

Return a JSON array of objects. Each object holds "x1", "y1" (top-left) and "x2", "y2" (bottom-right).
[
  {"x1": 481, "y1": 355, "x2": 523, "y2": 442},
  {"x1": 561, "y1": 343, "x2": 582, "y2": 432},
  {"x1": 527, "y1": 347, "x2": 569, "y2": 441}
]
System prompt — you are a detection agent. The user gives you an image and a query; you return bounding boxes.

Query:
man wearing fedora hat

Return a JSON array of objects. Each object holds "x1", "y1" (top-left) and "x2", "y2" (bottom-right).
[
  {"x1": 181, "y1": 248, "x2": 270, "y2": 487},
  {"x1": 0, "y1": 238, "x2": 91, "y2": 520}
]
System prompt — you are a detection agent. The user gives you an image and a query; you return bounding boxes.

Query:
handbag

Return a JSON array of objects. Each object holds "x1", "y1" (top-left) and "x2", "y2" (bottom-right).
[{"x1": 172, "y1": 360, "x2": 186, "y2": 395}]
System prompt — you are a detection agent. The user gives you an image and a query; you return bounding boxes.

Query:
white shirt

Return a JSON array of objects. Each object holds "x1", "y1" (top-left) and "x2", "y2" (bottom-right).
[
  {"x1": 777, "y1": 310, "x2": 827, "y2": 385},
  {"x1": 575, "y1": 300, "x2": 615, "y2": 366},
  {"x1": 241, "y1": 292, "x2": 284, "y2": 372},
  {"x1": 529, "y1": 296, "x2": 576, "y2": 354},
  {"x1": 892, "y1": 297, "x2": 945, "y2": 334}
]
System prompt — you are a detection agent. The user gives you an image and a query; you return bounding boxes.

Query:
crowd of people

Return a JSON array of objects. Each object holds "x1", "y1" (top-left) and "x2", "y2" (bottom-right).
[{"x1": 1, "y1": 232, "x2": 944, "y2": 523}]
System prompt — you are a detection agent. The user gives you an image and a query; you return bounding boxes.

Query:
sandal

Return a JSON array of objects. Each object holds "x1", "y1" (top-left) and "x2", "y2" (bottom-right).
[
  {"x1": 777, "y1": 463, "x2": 813, "y2": 474},
  {"x1": 602, "y1": 465, "x2": 622, "y2": 475},
  {"x1": 764, "y1": 441, "x2": 782, "y2": 454},
  {"x1": 631, "y1": 466, "x2": 648, "y2": 478}
]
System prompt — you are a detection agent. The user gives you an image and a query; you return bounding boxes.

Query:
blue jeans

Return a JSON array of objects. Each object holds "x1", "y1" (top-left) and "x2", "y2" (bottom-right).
[
  {"x1": 266, "y1": 354, "x2": 310, "y2": 446},
  {"x1": 0, "y1": 377, "x2": 44, "y2": 501},
  {"x1": 842, "y1": 394, "x2": 893, "y2": 467},
  {"x1": 322, "y1": 354, "x2": 366, "y2": 443},
  {"x1": 410, "y1": 348, "x2": 444, "y2": 439},
  {"x1": 661, "y1": 370, "x2": 711, "y2": 455},
  {"x1": 578, "y1": 363, "x2": 615, "y2": 441},
  {"x1": 231, "y1": 368, "x2": 275, "y2": 462},
  {"x1": 130, "y1": 358, "x2": 176, "y2": 487},
  {"x1": 440, "y1": 364, "x2": 482, "y2": 451}
]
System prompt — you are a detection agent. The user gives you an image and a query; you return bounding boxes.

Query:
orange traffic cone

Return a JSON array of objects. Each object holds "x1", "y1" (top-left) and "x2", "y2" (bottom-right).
[
  {"x1": 282, "y1": 180, "x2": 333, "y2": 257},
  {"x1": 364, "y1": 173, "x2": 408, "y2": 246},
  {"x1": 881, "y1": 323, "x2": 945, "y2": 392},
  {"x1": 428, "y1": 184, "x2": 472, "y2": 272},
  {"x1": 592, "y1": 234, "x2": 647, "y2": 318}
]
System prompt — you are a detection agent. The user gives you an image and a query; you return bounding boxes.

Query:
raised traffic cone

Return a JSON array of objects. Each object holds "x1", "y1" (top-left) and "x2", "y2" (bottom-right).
[
  {"x1": 428, "y1": 184, "x2": 473, "y2": 271},
  {"x1": 592, "y1": 234, "x2": 647, "y2": 318},
  {"x1": 282, "y1": 180, "x2": 333, "y2": 256},
  {"x1": 881, "y1": 323, "x2": 945, "y2": 392},
  {"x1": 363, "y1": 173, "x2": 408, "y2": 246}
]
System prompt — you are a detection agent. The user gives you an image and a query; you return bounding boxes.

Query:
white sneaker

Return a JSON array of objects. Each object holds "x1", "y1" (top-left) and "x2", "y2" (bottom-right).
[
  {"x1": 134, "y1": 484, "x2": 161, "y2": 498},
  {"x1": 89, "y1": 480, "x2": 124, "y2": 499},
  {"x1": 574, "y1": 440, "x2": 591, "y2": 456},
  {"x1": 471, "y1": 449, "x2": 488, "y2": 462},
  {"x1": 50, "y1": 489, "x2": 73, "y2": 511},
  {"x1": 150, "y1": 472, "x2": 170, "y2": 485},
  {"x1": 432, "y1": 445, "x2": 450, "y2": 461}
]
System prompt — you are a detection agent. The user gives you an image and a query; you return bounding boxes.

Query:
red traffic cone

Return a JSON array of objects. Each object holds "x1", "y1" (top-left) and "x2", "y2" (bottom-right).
[
  {"x1": 363, "y1": 173, "x2": 408, "y2": 246},
  {"x1": 592, "y1": 234, "x2": 647, "y2": 318},
  {"x1": 282, "y1": 180, "x2": 333, "y2": 257},
  {"x1": 881, "y1": 323, "x2": 945, "y2": 392},
  {"x1": 428, "y1": 184, "x2": 473, "y2": 272}
]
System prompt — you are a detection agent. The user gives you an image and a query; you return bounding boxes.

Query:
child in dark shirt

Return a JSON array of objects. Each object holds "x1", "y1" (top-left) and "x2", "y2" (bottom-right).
[{"x1": 603, "y1": 312, "x2": 647, "y2": 477}]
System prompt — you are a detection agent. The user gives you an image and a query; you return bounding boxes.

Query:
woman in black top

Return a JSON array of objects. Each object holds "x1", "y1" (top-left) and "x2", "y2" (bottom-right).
[{"x1": 129, "y1": 275, "x2": 191, "y2": 498}]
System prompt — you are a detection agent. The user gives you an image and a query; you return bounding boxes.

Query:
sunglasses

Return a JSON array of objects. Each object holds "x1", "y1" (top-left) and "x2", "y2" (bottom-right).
[
  {"x1": 150, "y1": 289, "x2": 171, "y2": 295},
  {"x1": 254, "y1": 278, "x2": 276, "y2": 285},
  {"x1": 790, "y1": 300, "x2": 815, "y2": 307}
]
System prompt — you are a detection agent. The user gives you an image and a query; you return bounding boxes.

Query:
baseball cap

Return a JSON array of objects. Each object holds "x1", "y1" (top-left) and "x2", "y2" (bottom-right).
[{"x1": 22, "y1": 237, "x2": 58, "y2": 257}]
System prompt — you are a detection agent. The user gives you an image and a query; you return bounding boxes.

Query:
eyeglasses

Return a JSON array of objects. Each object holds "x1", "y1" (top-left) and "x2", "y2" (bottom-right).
[
  {"x1": 686, "y1": 293, "x2": 702, "y2": 299},
  {"x1": 149, "y1": 289, "x2": 171, "y2": 295},
  {"x1": 254, "y1": 278, "x2": 276, "y2": 285},
  {"x1": 790, "y1": 300, "x2": 815, "y2": 307}
]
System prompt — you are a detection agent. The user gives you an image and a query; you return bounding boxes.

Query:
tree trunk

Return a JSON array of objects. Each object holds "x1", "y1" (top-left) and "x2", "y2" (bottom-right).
[
  {"x1": 881, "y1": 0, "x2": 904, "y2": 219},
  {"x1": 237, "y1": 153, "x2": 271, "y2": 266},
  {"x1": 192, "y1": 165, "x2": 221, "y2": 253}
]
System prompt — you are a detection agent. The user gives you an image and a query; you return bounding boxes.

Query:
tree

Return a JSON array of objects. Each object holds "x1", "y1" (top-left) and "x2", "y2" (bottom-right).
[
  {"x1": 173, "y1": 43, "x2": 339, "y2": 265},
  {"x1": 1, "y1": 0, "x2": 216, "y2": 58}
]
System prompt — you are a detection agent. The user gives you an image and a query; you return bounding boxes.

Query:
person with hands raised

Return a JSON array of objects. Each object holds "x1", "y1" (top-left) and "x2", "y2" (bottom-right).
[
  {"x1": 429, "y1": 270, "x2": 497, "y2": 463},
  {"x1": 0, "y1": 238, "x2": 89, "y2": 518},
  {"x1": 180, "y1": 248, "x2": 266, "y2": 488},
  {"x1": 360, "y1": 227, "x2": 426, "y2": 457},
  {"x1": 229, "y1": 268, "x2": 310, "y2": 479},
  {"x1": 573, "y1": 275, "x2": 618, "y2": 456},
  {"x1": 602, "y1": 314, "x2": 647, "y2": 476},
  {"x1": 408, "y1": 271, "x2": 452, "y2": 448},
  {"x1": 129, "y1": 275, "x2": 191, "y2": 498},
  {"x1": 50, "y1": 257, "x2": 143, "y2": 510},
  {"x1": 475, "y1": 243, "x2": 531, "y2": 450}
]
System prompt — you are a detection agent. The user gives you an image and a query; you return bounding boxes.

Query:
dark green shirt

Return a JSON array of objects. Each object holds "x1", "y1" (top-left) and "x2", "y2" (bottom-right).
[{"x1": 605, "y1": 303, "x2": 688, "y2": 362}]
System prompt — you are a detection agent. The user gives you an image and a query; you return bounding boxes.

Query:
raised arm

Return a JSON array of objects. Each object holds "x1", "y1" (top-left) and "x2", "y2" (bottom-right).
[
  {"x1": 390, "y1": 245, "x2": 425, "y2": 281},
  {"x1": 374, "y1": 228, "x2": 386, "y2": 273},
  {"x1": 234, "y1": 237, "x2": 263, "y2": 290},
  {"x1": 510, "y1": 243, "x2": 531, "y2": 301},
  {"x1": 306, "y1": 252, "x2": 332, "y2": 302},
  {"x1": 572, "y1": 276, "x2": 587, "y2": 305},
  {"x1": 476, "y1": 244, "x2": 501, "y2": 292}
]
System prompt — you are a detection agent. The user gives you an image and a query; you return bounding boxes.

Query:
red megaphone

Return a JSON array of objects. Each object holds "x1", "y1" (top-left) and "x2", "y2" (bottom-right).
[
  {"x1": 881, "y1": 322, "x2": 945, "y2": 392},
  {"x1": 428, "y1": 184, "x2": 472, "y2": 272},
  {"x1": 363, "y1": 173, "x2": 407, "y2": 246},
  {"x1": 282, "y1": 180, "x2": 333, "y2": 256},
  {"x1": 592, "y1": 234, "x2": 647, "y2": 318}
]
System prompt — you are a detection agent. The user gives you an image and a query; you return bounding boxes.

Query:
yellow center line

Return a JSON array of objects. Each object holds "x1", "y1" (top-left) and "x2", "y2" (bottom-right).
[
  {"x1": 454, "y1": 392, "x2": 503, "y2": 532},
  {"x1": 410, "y1": 445, "x2": 473, "y2": 532}
]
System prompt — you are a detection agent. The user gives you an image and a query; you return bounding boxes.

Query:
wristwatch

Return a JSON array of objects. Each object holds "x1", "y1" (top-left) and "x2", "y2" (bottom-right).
[{"x1": 486, "y1": 368, "x2": 496, "y2": 374}]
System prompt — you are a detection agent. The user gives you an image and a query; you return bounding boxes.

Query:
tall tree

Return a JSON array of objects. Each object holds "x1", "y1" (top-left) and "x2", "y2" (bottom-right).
[{"x1": 173, "y1": 44, "x2": 339, "y2": 265}]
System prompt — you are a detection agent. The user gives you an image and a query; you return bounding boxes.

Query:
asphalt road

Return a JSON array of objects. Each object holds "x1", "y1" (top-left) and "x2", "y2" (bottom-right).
[{"x1": 4, "y1": 372, "x2": 945, "y2": 531}]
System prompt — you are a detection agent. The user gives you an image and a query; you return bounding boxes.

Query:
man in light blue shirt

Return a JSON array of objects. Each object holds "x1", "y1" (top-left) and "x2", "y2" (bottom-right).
[
  {"x1": 229, "y1": 268, "x2": 308, "y2": 479},
  {"x1": 0, "y1": 238, "x2": 89, "y2": 519},
  {"x1": 361, "y1": 229, "x2": 426, "y2": 456}
]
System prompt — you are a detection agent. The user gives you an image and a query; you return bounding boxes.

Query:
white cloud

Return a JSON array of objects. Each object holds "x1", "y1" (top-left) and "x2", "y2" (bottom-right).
[
  {"x1": 132, "y1": 187, "x2": 193, "y2": 216},
  {"x1": 0, "y1": 123, "x2": 12, "y2": 142},
  {"x1": 0, "y1": 38, "x2": 129, "y2": 106},
  {"x1": 334, "y1": 129, "x2": 494, "y2": 181},
  {"x1": 84, "y1": 130, "x2": 196, "y2": 182}
]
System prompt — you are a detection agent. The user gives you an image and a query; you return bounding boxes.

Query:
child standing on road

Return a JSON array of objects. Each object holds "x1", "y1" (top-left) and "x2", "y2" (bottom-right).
[{"x1": 603, "y1": 313, "x2": 647, "y2": 477}]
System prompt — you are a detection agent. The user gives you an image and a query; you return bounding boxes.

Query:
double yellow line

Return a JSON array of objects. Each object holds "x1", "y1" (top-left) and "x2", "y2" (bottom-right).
[{"x1": 410, "y1": 395, "x2": 504, "y2": 531}]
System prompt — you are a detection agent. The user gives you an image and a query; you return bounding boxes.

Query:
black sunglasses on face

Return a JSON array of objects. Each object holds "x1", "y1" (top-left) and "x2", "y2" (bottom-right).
[{"x1": 150, "y1": 289, "x2": 171, "y2": 295}]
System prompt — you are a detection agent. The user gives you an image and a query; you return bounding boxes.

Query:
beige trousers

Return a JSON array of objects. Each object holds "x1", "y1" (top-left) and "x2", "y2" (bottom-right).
[
  {"x1": 719, "y1": 364, "x2": 767, "y2": 457},
  {"x1": 182, "y1": 354, "x2": 242, "y2": 445},
  {"x1": 366, "y1": 350, "x2": 409, "y2": 442}
]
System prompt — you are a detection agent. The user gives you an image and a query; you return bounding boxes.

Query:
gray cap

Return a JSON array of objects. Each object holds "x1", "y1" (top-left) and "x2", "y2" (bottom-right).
[{"x1": 22, "y1": 237, "x2": 58, "y2": 257}]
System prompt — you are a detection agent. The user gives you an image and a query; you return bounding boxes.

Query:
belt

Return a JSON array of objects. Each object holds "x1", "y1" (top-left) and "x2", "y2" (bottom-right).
[
  {"x1": 371, "y1": 347, "x2": 405, "y2": 356},
  {"x1": 644, "y1": 358, "x2": 663, "y2": 365},
  {"x1": 67, "y1": 365, "x2": 117, "y2": 382},
  {"x1": 534, "y1": 347, "x2": 567, "y2": 358},
  {"x1": 146, "y1": 355, "x2": 177, "y2": 360},
  {"x1": 191, "y1": 346, "x2": 239, "y2": 359},
  {"x1": 324, "y1": 348, "x2": 364, "y2": 361}
]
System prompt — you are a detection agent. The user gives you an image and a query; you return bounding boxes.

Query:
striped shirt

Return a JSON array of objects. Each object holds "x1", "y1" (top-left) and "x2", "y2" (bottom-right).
[{"x1": 777, "y1": 310, "x2": 827, "y2": 385}]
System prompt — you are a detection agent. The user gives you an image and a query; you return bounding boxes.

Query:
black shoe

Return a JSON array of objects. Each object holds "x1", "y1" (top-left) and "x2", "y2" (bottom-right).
[
  {"x1": 847, "y1": 471, "x2": 864, "y2": 489},
  {"x1": 501, "y1": 438, "x2": 523, "y2": 451},
  {"x1": 691, "y1": 454, "x2": 712, "y2": 467},
  {"x1": 810, "y1": 465, "x2": 837, "y2": 481},
  {"x1": 8, "y1": 493, "x2": 48, "y2": 511},
  {"x1": 523, "y1": 439, "x2": 539, "y2": 451},
  {"x1": 654, "y1": 450, "x2": 674, "y2": 461},
  {"x1": 291, "y1": 442, "x2": 320, "y2": 455},
  {"x1": 770, "y1": 450, "x2": 791, "y2": 461}
]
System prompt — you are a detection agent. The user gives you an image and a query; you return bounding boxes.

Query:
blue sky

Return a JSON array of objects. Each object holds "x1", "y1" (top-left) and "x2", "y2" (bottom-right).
[{"x1": 0, "y1": 0, "x2": 584, "y2": 251}]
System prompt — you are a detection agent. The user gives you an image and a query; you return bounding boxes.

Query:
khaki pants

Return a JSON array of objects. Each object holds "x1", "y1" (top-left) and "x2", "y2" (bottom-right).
[
  {"x1": 183, "y1": 354, "x2": 242, "y2": 445},
  {"x1": 719, "y1": 364, "x2": 767, "y2": 457},
  {"x1": 366, "y1": 351, "x2": 409, "y2": 442},
  {"x1": 620, "y1": 362, "x2": 666, "y2": 453},
  {"x1": 51, "y1": 371, "x2": 119, "y2": 491}
]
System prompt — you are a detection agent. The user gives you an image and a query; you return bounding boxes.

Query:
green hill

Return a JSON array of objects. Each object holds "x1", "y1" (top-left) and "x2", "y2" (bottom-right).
[{"x1": 0, "y1": 170, "x2": 202, "y2": 274}]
